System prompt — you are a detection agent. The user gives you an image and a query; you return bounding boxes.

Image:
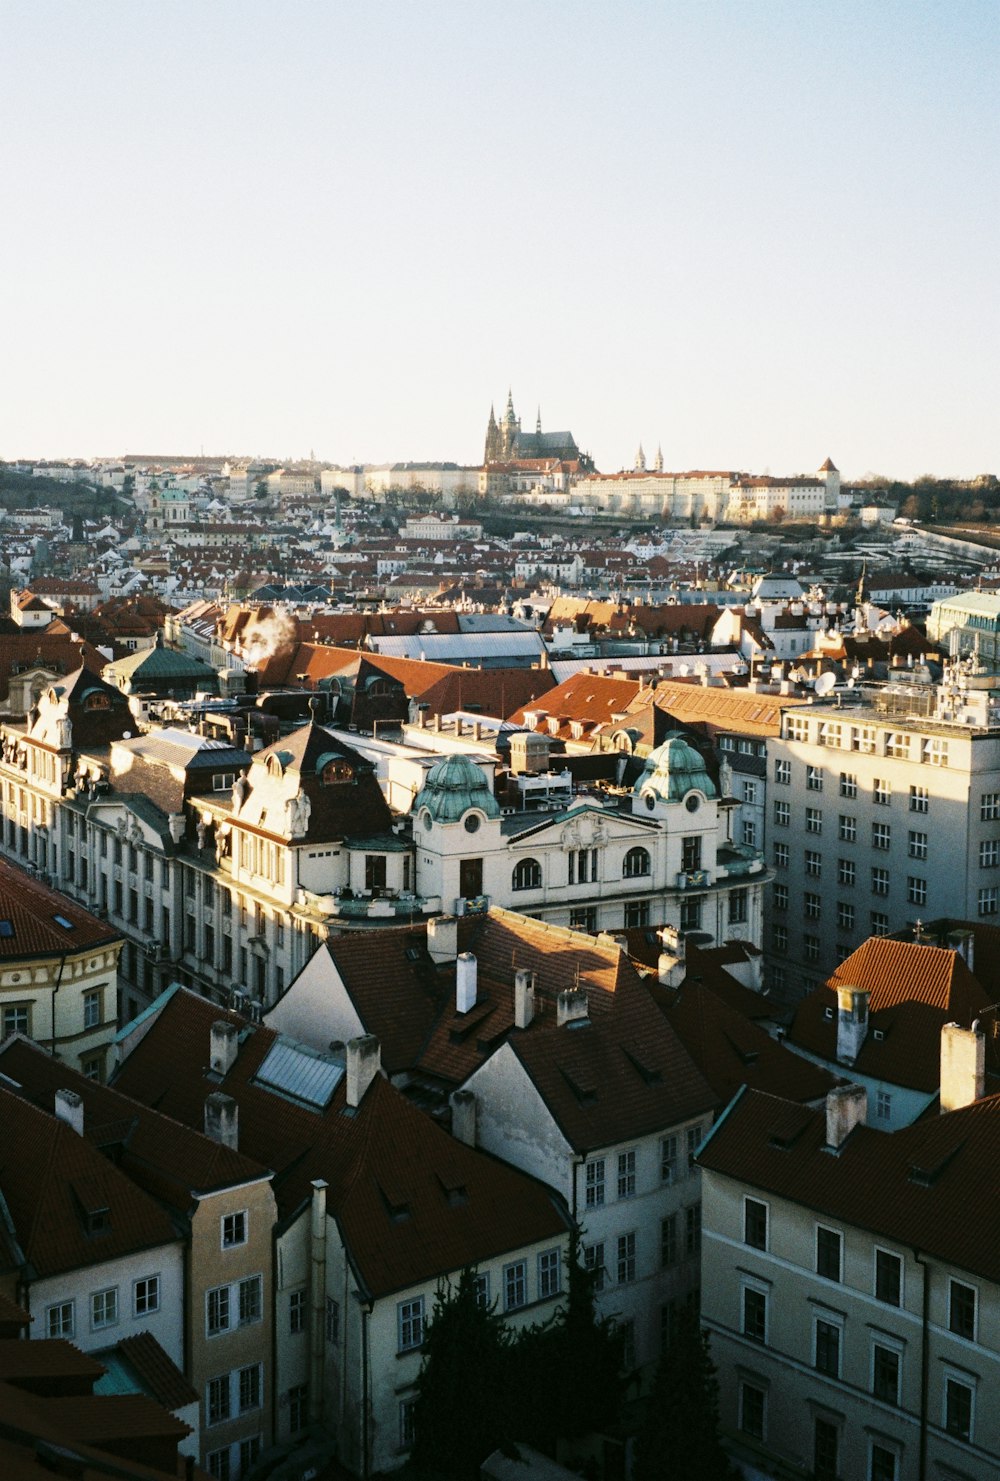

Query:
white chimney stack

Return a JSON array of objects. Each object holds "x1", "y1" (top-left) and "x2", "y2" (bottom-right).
[
  {"x1": 835, "y1": 986, "x2": 870, "y2": 1065},
  {"x1": 211, "y1": 1020, "x2": 239, "y2": 1076},
  {"x1": 940, "y1": 1021, "x2": 986, "y2": 1113},
  {"x1": 456, "y1": 953, "x2": 478, "y2": 1014},
  {"x1": 557, "y1": 988, "x2": 589, "y2": 1028},
  {"x1": 825, "y1": 1084, "x2": 867, "y2": 1150},
  {"x1": 204, "y1": 1092, "x2": 239, "y2": 1149},
  {"x1": 346, "y1": 1035, "x2": 381, "y2": 1108},
  {"x1": 55, "y1": 1088, "x2": 84, "y2": 1136},
  {"x1": 514, "y1": 969, "x2": 535, "y2": 1029},
  {"x1": 427, "y1": 915, "x2": 459, "y2": 964}
]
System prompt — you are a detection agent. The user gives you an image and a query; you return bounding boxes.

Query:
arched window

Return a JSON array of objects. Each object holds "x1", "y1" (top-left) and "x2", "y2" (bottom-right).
[
  {"x1": 512, "y1": 858, "x2": 542, "y2": 892},
  {"x1": 321, "y1": 759, "x2": 353, "y2": 785},
  {"x1": 623, "y1": 846, "x2": 651, "y2": 879}
]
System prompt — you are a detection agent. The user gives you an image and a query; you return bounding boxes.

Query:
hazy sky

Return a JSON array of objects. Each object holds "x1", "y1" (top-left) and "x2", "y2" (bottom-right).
[{"x1": 2, "y1": 1, "x2": 997, "y2": 479}]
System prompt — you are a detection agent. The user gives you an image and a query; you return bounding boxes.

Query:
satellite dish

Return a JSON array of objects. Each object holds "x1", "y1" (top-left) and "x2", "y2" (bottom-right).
[
  {"x1": 814, "y1": 672, "x2": 837, "y2": 696},
  {"x1": 679, "y1": 664, "x2": 690, "y2": 676},
  {"x1": 847, "y1": 677, "x2": 856, "y2": 689}
]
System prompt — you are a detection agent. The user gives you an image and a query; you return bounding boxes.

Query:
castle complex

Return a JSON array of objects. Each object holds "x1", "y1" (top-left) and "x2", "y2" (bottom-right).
[{"x1": 484, "y1": 390, "x2": 592, "y2": 468}]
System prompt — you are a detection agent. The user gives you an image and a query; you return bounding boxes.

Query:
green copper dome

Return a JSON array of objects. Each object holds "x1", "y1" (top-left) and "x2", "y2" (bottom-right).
[
  {"x1": 413, "y1": 754, "x2": 501, "y2": 822},
  {"x1": 634, "y1": 732, "x2": 717, "y2": 803}
]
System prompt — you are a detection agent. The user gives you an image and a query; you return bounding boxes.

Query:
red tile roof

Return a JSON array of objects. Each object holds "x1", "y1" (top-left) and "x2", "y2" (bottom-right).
[
  {"x1": 109, "y1": 1334, "x2": 197, "y2": 1412},
  {"x1": 0, "y1": 857, "x2": 120, "y2": 960}
]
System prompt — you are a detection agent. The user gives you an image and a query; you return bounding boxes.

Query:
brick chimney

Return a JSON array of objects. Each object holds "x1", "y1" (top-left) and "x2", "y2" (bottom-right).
[
  {"x1": 940, "y1": 1021, "x2": 986, "y2": 1112},
  {"x1": 346, "y1": 1035, "x2": 381, "y2": 1108},
  {"x1": 825, "y1": 1084, "x2": 867, "y2": 1151},
  {"x1": 204, "y1": 1092, "x2": 239, "y2": 1150}
]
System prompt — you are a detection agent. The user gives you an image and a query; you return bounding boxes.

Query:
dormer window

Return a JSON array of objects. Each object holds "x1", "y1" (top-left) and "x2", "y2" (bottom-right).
[
  {"x1": 321, "y1": 759, "x2": 353, "y2": 785},
  {"x1": 84, "y1": 692, "x2": 111, "y2": 711}
]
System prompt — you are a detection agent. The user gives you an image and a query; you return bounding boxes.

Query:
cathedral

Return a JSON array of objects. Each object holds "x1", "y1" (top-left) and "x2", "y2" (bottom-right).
[{"x1": 483, "y1": 392, "x2": 592, "y2": 467}]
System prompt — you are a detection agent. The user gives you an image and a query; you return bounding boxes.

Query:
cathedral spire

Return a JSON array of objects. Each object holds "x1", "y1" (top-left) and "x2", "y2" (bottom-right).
[
  {"x1": 654, "y1": 444, "x2": 663, "y2": 472},
  {"x1": 635, "y1": 443, "x2": 646, "y2": 472},
  {"x1": 536, "y1": 406, "x2": 542, "y2": 434}
]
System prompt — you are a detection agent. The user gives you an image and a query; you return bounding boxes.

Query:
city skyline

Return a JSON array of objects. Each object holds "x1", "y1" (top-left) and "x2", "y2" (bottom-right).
[{"x1": 2, "y1": 1, "x2": 997, "y2": 480}]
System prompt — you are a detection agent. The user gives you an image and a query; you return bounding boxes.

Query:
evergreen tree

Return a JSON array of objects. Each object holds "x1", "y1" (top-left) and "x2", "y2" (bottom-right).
[
  {"x1": 633, "y1": 1308, "x2": 738, "y2": 1481},
  {"x1": 409, "y1": 1268, "x2": 515, "y2": 1480}
]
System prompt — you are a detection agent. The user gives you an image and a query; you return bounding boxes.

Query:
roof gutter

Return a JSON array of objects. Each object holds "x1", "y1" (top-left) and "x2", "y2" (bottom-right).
[{"x1": 49, "y1": 952, "x2": 69, "y2": 1056}]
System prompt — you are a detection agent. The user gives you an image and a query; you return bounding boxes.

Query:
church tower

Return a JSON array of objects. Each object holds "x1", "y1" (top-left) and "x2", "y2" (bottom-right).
[{"x1": 484, "y1": 404, "x2": 500, "y2": 464}]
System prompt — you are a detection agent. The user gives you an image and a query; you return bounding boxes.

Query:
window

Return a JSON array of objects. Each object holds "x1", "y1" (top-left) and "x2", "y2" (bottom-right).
[
  {"x1": 83, "y1": 990, "x2": 101, "y2": 1029},
  {"x1": 981, "y1": 792, "x2": 1000, "y2": 821},
  {"x1": 872, "y1": 822, "x2": 891, "y2": 850},
  {"x1": 922, "y1": 737, "x2": 948, "y2": 767},
  {"x1": 787, "y1": 716, "x2": 809, "y2": 742},
  {"x1": 837, "y1": 902, "x2": 855, "y2": 932},
  {"x1": 134, "y1": 1276, "x2": 159, "y2": 1316},
  {"x1": 512, "y1": 857, "x2": 542, "y2": 891},
  {"x1": 221, "y1": 1211, "x2": 247, "y2": 1248},
  {"x1": 617, "y1": 1150, "x2": 636, "y2": 1199},
  {"x1": 814, "y1": 1317, "x2": 841, "y2": 1377},
  {"x1": 837, "y1": 859, "x2": 856, "y2": 887},
  {"x1": 872, "y1": 1343, "x2": 900, "y2": 1405},
  {"x1": 805, "y1": 807, "x2": 822, "y2": 834},
  {"x1": 873, "y1": 779, "x2": 891, "y2": 805},
  {"x1": 661, "y1": 1216, "x2": 678, "y2": 1268},
  {"x1": 773, "y1": 800, "x2": 790, "y2": 828},
  {"x1": 686, "y1": 1125, "x2": 702, "y2": 1166},
  {"x1": 744, "y1": 1198, "x2": 768, "y2": 1250},
  {"x1": 238, "y1": 1363, "x2": 262, "y2": 1413},
  {"x1": 772, "y1": 924, "x2": 788, "y2": 953},
  {"x1": 741, "y1": 819, "x2": 758, "y2": 849},
  {"x1": 504, "y1": 1260, "x2": 527, "y2": 1310},
  {"x1": 239, "y1": 1275, "x2": 262, "y2": 1325},
  {"x1": 584, "y1": 1242, "x2": 606, "y2": 1291},
  {"x1": 886, "y1": 732, "x2": 908, "y2": 759},
  {"x1": 804, "y1": 935, "x2": 821, "y2": 964},
  {"x1": 472, "y1": 1272, "x2": 490, "y2": 1308},
  {"x1": 623, "y1": 847, "x2": 650, "y2": 878},
  {"x1": 207, "y1": 1448, "x2": 230, "y2": 1481},
  {"x1": 949, "y1": 1279, "x2": 977, "y2": 1340},
  {"x1": 980, "y1": 839, "x2": 1000, "y2": 869},
  {"x1": 774, "y1": 883, "x2": 789, "y2": 911},
  {"x1": 816, "y1": 1227, "x2": 842, "y2": 1281},
  {"x1": 207, "y1": 1286, "x2": 230, "y2": 1337},
  {"x1": 364, "y1": 855, "x2": 387, "y2": 891},
  {"x1": 907, "y1": 876, "x2": 927, "y2": 907},
  {"x1": 617, "y1": 1232, "x2": 636, "y2": 1283},
  {"x1": 585, "y1": 1158, "x2": 605, "y2": 1207},
  {"x1": 908, "y1": 830, "x2": 928, "y2": 860},
  {"x1": 978, "y1": 887, "x2": 998, "y2": 916},
  {"x1": 91, "y1": 1288, "x2": 118, "y2": 1330},
  {"x1": 46, "y1": 1302, "x2": 74, "y2": 1339},
  {"x1": 685, "y1": 1203, "x2": 701, "y2": 1258},
  {"x1": 804, "y1": 892, "x2": 822, "y2": 919},
  {"x1": 910, "y1": 785, "x2": 929, "y2": 813},
  {"x1": 289, "y1": 1290, "x2": 306, "y2": 1334},
  {"x1": 624, "y1": 900, "x2": 650, "y2": 928},
  {"x1": 805, "y1": 850, "x2": 822, "y2": 878},
  {"x1": 814, "y1": 1417, "x2": 839, "y2": 1481},
  {"x1": 742, "y1": 780, "x2": 758, "y2": 804},
  {"x1": 870, "y1": 1442, "x2": 897, "y2": 1481},
  {"x1": 838, "y1": 814, "x2": 857, "y2": 844},
  {"x1": 680, "y1": 896, "x2": 702, "y2": 932},
  {"x1": 840, "y1": 772, "x2": 858, "y2": 798},
  {"x1": 325, "y1": 1297, "x2": 340, "y2": 1344},
  {"x1": 739, "y1": 1381, "x2": 766, "y2": 1440},
  {"x1": 871, "y1": 911, "x2": 890, "y2": 935},
  {"x1": 806, "y1": 765, "x2": 823, "y2": 792},
  {"x1": 538, "y1": 1249, "x2": 560, "y2": 1299},
  {"x1": 240, "y1": 1438, "x2": 262, "y2": 1475},
  {"x1": 660, "y1": 1135, "x2": 678, "y2": 1183},
  {"x1": 2, "y1": 1004, "x2": 28, "y2": 1037},
  {"x1": 398, "y1": 1297, "x2": 425, "y2": 1351},
  {"x1": 399, "y1": 1397, "x2": 417, "y2": 1451},
  {"x1": 618, "y1": 1317, "x2": 635, "y2": 1370},
  {"x1": 944, "y1": 1375, "x2": 974, "y2": 1441},
  {"x1": 876, "y1": 1089, "x2": 892, "y2": 1121},
  {"x1": 207, "y1": 1374, "x2": 230, "y2": 1426},
  {"x1": 774, "y1": 759, "x2": 791, "y2": 785},
  {"x1": 774, "y1": 842, "x2": 789, "y2": 870},
  {"x1": 681, "y1": 836, "x2": 702, "y2": 872},
  {"x1": 288, "y1": 1384, "x2": 307, "y2": 1434},
  {"x1": 742, "y1": 1285, "x2": 767, "y2": 1344},
  {"x1": 728, "y1": 888, "x2": 748, "y2": 924}
]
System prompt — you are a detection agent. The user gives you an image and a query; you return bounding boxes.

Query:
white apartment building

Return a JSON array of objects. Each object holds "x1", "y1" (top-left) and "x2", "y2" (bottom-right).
[{"x1": 765, "y1": 666, "x2": 1000, "y2": 998}]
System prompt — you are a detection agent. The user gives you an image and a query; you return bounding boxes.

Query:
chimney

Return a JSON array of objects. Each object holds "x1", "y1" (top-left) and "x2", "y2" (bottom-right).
[
  {"x1": 456, "y1": 952, "x2": 478, "y2": 1013},
  {"x1": 427, "y1": 914, "x2": 459, "y2": 964},
  {"x1": 450, "y1": 1089, "x2": 477, "y2": 1146},
  {"x1": 54, "y1": 1088, "x2": 84, "y2": 1136},
  {"x1": 210, "y1": 1020, "x2": 239, "y2": 1076},
  {"x1": 940, "y1": 1021, "x2": 986, "y2": 1112},
  {"x1": 514, "y1": 969, "x2": 535, "y2": 1029},
  {"x1": 204, "y1": 1092, "x2": 239, "y2": 1150},
  {"x1": 947, "y1": 929, "x2": 975, "y2": 972},
  {"x1": 825, "y1": 1084, "x2": 867, "y2": 1150},
  {"x1": 557, "y1": 988, "x2": 589, "y2": 1028},
  {"x1": 835, "y1": 986, "x2": 870, "y2": 1065},
  {"x1": 346, "y1": 1035, "x2": 381, "y2": 1108}
]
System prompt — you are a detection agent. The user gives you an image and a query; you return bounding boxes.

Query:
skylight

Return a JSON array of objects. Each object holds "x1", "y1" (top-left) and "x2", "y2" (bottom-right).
[
  {"x1": 53, "y1": 914, "x2": 76, "y2": 931},
  {"x1": 253, "y1": 1039, "x2": 343, "y2": 1110},
  {"x1": 0, "y1": 921, "x2": 14, "y2": 938}
]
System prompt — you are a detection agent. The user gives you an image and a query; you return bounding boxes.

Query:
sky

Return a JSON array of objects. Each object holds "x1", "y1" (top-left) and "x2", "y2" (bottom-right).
[{"x1": 1, "y1": 0, "x2": 997, "y2": 480}]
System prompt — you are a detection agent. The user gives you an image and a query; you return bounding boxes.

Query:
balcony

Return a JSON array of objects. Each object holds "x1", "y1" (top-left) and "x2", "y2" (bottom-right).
[{"x1": 676, "y1": 869, "x2": 711, "y2": 890}]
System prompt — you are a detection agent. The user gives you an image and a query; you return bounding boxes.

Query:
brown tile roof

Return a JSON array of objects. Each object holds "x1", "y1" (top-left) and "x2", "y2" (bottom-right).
[
  {"x1": 0, "y1": 1339, "x2": 105, "y2": 1388},
  {"x1": 0, "y1": 857, "x2": 120, "y2": 960},
  {"x1": 699, "y1": 1086, "x2": 1000, "y2": 1285},
  {"x1": 0, "y1": 1081, "x2": 179, "y2": 1280},
  {"x1": 111, "y1": 1334, "x2": 197, "y2": 1412},
  {"x1": 788, "y1": 938, "x2": 995, "y2": 1092},
  {"x1": 240, "y1": 722, "x2": 393, "y2": 842},
  {"x1": 111, "y1": 989, "x2": 569, "y2": 1300}
]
